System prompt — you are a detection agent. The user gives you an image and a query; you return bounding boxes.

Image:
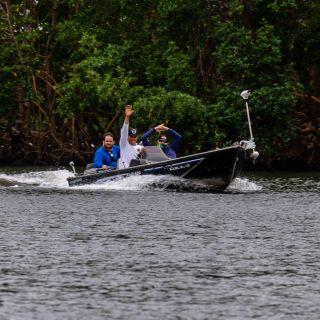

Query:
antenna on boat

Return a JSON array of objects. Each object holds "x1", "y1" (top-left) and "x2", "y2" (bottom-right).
[
  {"x1": 240, "y1": 90, "x2": 259, "y2": 163},
  {"x1": 69, "y1": 161, "x2": 77, "y2": 175}
]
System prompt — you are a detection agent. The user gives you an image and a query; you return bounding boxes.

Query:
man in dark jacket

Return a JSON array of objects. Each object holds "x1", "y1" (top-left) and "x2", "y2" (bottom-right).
[
  {"x1": 141, "y1": 124, "x2": 182, "y2": 159},
  {"x1": 94, "y1": 132, "x2": 120, "y2": 169}
]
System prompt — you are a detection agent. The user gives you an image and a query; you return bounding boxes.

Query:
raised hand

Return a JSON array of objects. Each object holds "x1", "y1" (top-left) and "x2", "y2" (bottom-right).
[
  {"x1": 161, "y1": 125, "x2": 169, "y2": 131},
  {"x1": 154, "y1": 123, "x2": 164, "y2": 132},
  {"x1": 154, "y1": 123, "x2": 169, "y2": 132},
  {"x1": 125, "y1": 105, "x2": 134, "y2": 117}
]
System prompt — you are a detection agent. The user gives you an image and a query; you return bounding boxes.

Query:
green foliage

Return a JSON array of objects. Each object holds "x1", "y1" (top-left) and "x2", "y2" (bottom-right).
[
  {"x1": 56, "y1": 39, "x2": 138, "y2": 118},
  {"x1": 250, "y1": 84, "x2": 299, "y2": 154},
  {"x1": 211, "y1": 15, "x2": 301, "y2": 156},
  {"x1": 267, "y1": 0, "x2": 298, "y2": 12},
  {"x1": 213, "y1": 19, "x2": 284, "y2": 85},
  {"x1": 132, "y1": 88, "x2": 214, "y2": 153},
  {"x1": 165, "y1": 42, "x2": 196, "y2": 94},
  {"x1": 1, "y1": 0, "x2": 319, "y2": 166}
]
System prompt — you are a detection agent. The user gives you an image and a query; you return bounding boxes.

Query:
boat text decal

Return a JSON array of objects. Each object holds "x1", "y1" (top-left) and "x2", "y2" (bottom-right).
[{"x1": 167, "y1": 163, "x2": 191, "y2": 171}]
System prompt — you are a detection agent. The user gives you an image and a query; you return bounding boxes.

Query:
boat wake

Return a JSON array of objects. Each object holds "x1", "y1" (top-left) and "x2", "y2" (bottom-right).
[
  {"x1": 0, "y1": 169, "x2": 72, "y2": 188},
  {"x1": 227, "y1": 177, "x2": 263, "y2": 193},
  {"x1": 0, "y1": 168, "x2": 262, "y2": 193}
]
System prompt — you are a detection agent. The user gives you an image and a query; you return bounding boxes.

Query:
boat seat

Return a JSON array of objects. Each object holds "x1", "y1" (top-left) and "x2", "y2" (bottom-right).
[
  {"x1": 129, "y1": 159, "x2": 149, "y2": 167},
  {"x1": 86, "y1": 163, "x2": 94, "y2": 170},
  {"x1": 84, "y1": 163, "x2": 97, "y2": 175},
  {"x1": 142, "y1": 146, "x2": 170, "y2": 162}
]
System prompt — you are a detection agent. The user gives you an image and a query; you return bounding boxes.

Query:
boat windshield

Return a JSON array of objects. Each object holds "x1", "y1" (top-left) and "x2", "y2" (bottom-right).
[{"x1": 142, "y1": 146, "x2": 170, "y2": 162}]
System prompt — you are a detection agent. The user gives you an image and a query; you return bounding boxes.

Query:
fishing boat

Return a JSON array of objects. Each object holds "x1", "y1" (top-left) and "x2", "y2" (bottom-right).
[{"x1": 67, "y1": 90, "x2": 259, "y2": 190}]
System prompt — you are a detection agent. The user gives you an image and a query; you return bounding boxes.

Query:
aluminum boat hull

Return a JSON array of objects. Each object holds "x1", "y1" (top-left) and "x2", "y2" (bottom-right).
[{"x1": 67, "y1": 145, "x2": 249, "y2": 191}]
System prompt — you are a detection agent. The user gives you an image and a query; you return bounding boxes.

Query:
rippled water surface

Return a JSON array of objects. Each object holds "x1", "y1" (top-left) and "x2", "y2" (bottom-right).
[{"x1": 0, "y1": 168, "x2": 320, "y2": 320}]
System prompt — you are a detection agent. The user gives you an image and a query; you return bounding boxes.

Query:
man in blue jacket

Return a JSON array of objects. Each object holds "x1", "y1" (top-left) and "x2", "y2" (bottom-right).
[
  {"x1": 94, "y1": 132, "x2": 120, "y2": 170},
  {"x1": 141, "y1": 124, "x2": 182, "y2": 159}
]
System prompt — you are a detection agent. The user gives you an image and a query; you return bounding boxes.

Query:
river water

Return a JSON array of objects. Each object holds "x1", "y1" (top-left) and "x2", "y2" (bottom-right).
[{"x1": 0, "y1": 167, "x2": 319, "y2": 320}]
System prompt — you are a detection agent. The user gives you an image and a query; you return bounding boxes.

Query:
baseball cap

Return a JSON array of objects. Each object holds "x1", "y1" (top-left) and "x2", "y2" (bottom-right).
[{"x1": 129, "y1": 128, "x2": 137, "y2": 136}]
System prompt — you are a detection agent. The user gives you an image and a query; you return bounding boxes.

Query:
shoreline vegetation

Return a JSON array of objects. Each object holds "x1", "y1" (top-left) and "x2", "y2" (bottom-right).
[
  {"x1": 0, "y1": 118, "x2": 319, "y2": 170},
  {"x1": 1, "y1": 1, "x2": 319, "y2": 170}
]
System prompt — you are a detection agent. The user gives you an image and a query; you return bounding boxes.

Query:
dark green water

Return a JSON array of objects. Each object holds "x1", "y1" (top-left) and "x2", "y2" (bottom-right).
[{"x1": 0, "y1": 168, "x2": 319, "y2": 319}]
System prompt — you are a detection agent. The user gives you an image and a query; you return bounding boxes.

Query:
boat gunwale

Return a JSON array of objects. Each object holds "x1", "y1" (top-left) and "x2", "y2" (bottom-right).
[{"x1": 67, "y1": 145, "x2": 242, "y2": 183}]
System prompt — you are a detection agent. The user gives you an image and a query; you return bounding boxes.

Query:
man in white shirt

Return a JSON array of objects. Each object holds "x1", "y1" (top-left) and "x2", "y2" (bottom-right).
[{"x1": 118, "y1": 105, "x2": 143, "y2": 169}]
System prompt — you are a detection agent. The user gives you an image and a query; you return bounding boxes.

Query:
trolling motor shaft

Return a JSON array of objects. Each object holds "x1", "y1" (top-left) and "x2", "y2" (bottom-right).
[
  {"x1": 240, "y1": 90, "x2": 259, "y2": 163},
  {"x1": 240, "y1": 90, "x2": 254, "y2": 141}
]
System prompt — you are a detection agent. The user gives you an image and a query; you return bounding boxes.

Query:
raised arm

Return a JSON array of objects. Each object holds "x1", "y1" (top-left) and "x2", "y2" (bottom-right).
[
  {"x1": 119, "y1": 105, "x2": 133, "y2": 150},
  {"x1": 120, "y1": 121, "x2": 129, "y2": 150},
  {"x1": 141, "y1": 128, "x2": 156, "y2": 146},
  {"x1": 167, "y1": 128, "x2": 182, "y2": 152}
]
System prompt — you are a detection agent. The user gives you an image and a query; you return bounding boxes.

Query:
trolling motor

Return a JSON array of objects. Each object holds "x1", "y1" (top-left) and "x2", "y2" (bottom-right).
[
  {"x1": 69, "y1": 161, "x2": 77, "y2": 175},
  {"x1": 240, "y1": 90, "x2": 259, "y2": 163}
]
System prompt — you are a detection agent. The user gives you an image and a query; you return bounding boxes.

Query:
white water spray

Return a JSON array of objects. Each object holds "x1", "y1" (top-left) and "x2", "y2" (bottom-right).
[{"x1": 0, "y1": 168, "x2": 262, "y2": 193}]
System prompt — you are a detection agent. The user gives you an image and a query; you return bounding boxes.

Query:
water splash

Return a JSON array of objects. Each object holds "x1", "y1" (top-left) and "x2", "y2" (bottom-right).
[
  {"x1": 227, "y1": 177, "x2": 263, "y2": 193},
  {"x1": 0, "y1": 169, "x2": 74, "y2": 188},
  {"x1": 0, "y1": 168, "x2": 261, "y2": 193},
  {"x1": 71, "y1": 174, "x2": 261, "y2": 193}
]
